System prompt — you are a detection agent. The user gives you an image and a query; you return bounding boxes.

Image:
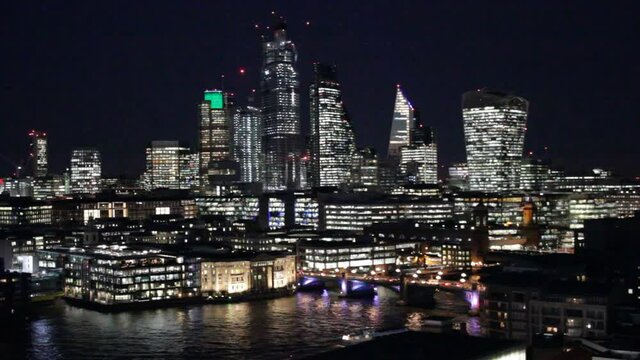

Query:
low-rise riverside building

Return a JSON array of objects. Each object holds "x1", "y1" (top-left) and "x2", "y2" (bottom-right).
[
  {"x1": 199, "y1": 253, "x2": 296, "y2": 297},
  {"x1": 60, "y1": 245, "x2": 196, "y2": 305},
  {"x1": 46, "y1": 245, "x2": 297, "y2": 308}
]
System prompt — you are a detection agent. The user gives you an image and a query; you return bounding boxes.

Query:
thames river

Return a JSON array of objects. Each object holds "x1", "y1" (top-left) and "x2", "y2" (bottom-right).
[{"x1": 7, "y1": 288, "x2": 479, "y2": 360}]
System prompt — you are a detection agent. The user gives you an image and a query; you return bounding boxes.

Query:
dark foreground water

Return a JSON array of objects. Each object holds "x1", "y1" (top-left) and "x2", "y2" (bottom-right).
[{"x1": 6, "y1": 288, "x2": 480, "y2": 360}]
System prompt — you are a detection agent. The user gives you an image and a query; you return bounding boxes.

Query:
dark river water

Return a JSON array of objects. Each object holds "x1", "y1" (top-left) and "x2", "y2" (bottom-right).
[{"x1": 6, "y1": 288, "x2": 480, "y2": 360}]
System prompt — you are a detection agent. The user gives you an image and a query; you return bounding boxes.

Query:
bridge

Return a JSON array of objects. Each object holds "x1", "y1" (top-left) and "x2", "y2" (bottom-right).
[{"x1": 297, "y1": 270, "x2": 480, "y2": 312}]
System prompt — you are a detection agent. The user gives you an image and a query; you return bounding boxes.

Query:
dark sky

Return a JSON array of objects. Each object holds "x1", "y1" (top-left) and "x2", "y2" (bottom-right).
[{"x1": 1, "y1": 1, "x2": 639, "y2": 177}]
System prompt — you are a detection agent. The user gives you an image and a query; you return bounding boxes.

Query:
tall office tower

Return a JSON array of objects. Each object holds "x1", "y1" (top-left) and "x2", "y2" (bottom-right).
[
  {"x1": 309, "y1": 63, "x2": 356, "y2": 188},
  {"x1": 399, "y1": 113, "x2": 438, "y2": 184},
  {"x1": 233, "y1": 97, "x2": 262, "y2": 184},
  {"x1": 199, "y1": 90, "x2": 236, "y2": 188},
  {"x1": 261, "y1": 21, "x2": 302, "y2": 191},
  {"x1": 70, "y1": 148, "x2": 101, "y2": 194},
  {"x1": 387, "y1": 85, "x2": 414, "y2": 161},
  {"x1": 143, "y1": 141, "x2": 190, "y2": 190},
  {"x1": 28, "y1": 130, "x2": 48, "y2": 177},
  {"x1": 352, "y1": 147, "x2": 379, "y2": 187},
  {"x1": 462, "y1": 89, "x2": 528, "y2": 193}
]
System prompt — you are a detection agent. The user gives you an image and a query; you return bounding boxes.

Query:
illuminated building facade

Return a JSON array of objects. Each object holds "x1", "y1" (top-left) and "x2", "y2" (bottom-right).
[
  {"x1": 200, "y1": 253, "x2": 296, "y2": 296},
  {"x1": 199, "y1": 90, "x2": 236, "y2": 189},
  {"x1": 352, "y1": 147, "x2": 379, "y2": 188},
  {"x1": 70, "y1": 148, "x2": 101, "y2": 194},
  {"x1": 261, "y1": 21, "x2": 302, "y2": 191},
  {"x1": 399, "y1": 144, "x2": 437, "y2": 185},
  {"x1": 463, "y1": 89, "x2": 528, "y2": 193},
  {"x1": 309, "y1": 63, "x2": 356, "y2": 188},
  {"x1": 61, "y1": 245, "x2": 196, "y2": 305},
  {"x1": 143, "y1": 141, "x2": 190, "y2": 190},
  {"x1": 233, "y1": 100, "x2": 262, "y2": 184},
  {"x1": 28, "y1": 130, "x2": 48, "y2": 178},
  {"x1": 321, "y1": 197, "x2": 453, "y2": 231},
  {"x1": 179, "y1": 152, "x2": 200, "y2": 190},
  {"x1": 387, "y1": 86, "x2": 414, "y2": 161},
  {"x1": 448, "y1": 163, "x2": 469, "y2": 190},
  {"x1": 520, "y1": 157, "x2": 551, "y2": 192},
  {"x1": 52, "y1": 196, "x2": 197, "y2": 224},
  {"x1": 299, "y1": 240, "x2": 418, "y2": 271},
  {"x1": 0, "y1": 198, "x2": 52, "y2": 225},
  {"x1": 196, "y1": 196, "x2": 260, "y2": 222},
  {"x1": 399, "y1": 108, "x2": 437, "y2": 185}
]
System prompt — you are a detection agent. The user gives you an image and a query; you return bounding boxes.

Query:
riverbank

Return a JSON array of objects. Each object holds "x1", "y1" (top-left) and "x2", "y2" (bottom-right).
[{"x1": 62, "y1": 288, "x2": 296, "y2": 312}]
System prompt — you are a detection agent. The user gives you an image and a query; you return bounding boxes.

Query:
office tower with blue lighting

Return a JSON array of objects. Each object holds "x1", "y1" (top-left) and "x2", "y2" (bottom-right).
[
  {"x1": 261, "y1": 21, "x2": 302, "y2": 191},
  {"x1": 309, "y1": 63, "x2": 356, "y2": 188},
  {"x1": 463, "y1": 89, "x2": 528, "y2": 193}
]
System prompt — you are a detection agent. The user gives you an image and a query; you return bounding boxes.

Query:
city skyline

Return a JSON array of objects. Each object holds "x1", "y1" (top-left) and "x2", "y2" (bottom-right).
[
  {"x1": 1, "y1": 1, "x2": 639, "y2": 178},
  {"x1": 2, "y1": 3, "x2": 640, "y2": 358}
]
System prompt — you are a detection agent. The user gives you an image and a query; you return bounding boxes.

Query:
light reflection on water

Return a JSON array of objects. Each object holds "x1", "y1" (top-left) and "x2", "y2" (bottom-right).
[{"x1": 13, "y1": 287, "x2": 479, "y2": 360}]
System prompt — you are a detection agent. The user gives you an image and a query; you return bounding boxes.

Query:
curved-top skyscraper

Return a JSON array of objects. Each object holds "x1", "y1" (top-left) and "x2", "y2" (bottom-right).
[
  {"x1": 261, "y1": 21, "x2": 301, "y2": 191},
  {"x1": 462, "y1": 89, "x2": 528, "y2": 193}
]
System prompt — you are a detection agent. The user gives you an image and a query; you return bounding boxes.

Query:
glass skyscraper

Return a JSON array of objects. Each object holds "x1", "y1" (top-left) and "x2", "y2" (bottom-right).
[
  {"x1": 462, "y1": 89, "x2": 528, "y2": 193},
  {"x1": 70, "y1": 148, "x2": 101, "y2": 194},
  {"x1": 233, "y1": 97, "x2": 262, "y2": 184},
  {"x1": 199, "y1": 90, "x2": 235, "y2": 189},
  {"x1": 309, "y1": 63, "x2": 356, "y2": 188},
  {"x1": 261, "y1": 21, "x2": 301, "y2": 191},
  {"x1": 28, "y1": 130, "x2": 48, "y2": 178},
  {"x1": 387, "y1": 85, "x2": 414, "y2": 161}
]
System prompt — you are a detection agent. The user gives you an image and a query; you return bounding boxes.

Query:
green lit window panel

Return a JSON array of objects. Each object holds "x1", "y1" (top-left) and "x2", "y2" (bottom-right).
[{"x1": 204, "y1": 92, "x2": 224, "y2": 109}]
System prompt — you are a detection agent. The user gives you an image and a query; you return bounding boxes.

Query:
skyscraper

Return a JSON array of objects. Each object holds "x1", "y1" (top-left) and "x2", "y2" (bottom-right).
[
  {"x1": 199, "y1": 90, "x2": 236, "y2": 189},
  {"x1": 387, "y1": 85, "x2": 414, "y2": 161},
  {"x1": 261, "y1": 21, "x2": 301, "y2": 191},
  {"x1": 28, "y1": 130, "x2": 48, "y2": 178},
  {"x1": 309, "y1": 63, "x2": 356, "y2": 188},
  {"x1": 462, "y1": 89, "x2": 528, "y2": 193},
  {"x1": 70, "y1": 148, "x2": 101, "y2": 194},
  {"x1": 399, "y1": 111, "x2": 438, "y2": 184},
  {"x1": 233, "y1": 97, "x2": 262, "y2": 184},
  {"x1": 143, "y1": 141, "x2": 190, "y2": 190}
]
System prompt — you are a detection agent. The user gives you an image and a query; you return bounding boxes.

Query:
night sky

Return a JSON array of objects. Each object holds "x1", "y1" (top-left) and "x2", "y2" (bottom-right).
[{"x1": 1, "y1": 1, "x2": 639, "y2": 177}]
